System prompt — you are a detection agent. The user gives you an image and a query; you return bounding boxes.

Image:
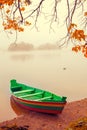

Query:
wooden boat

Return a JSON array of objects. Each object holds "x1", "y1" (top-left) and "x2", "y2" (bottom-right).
[{"x1": 10, "y1": 79, "x2": 67, "y2": 114}]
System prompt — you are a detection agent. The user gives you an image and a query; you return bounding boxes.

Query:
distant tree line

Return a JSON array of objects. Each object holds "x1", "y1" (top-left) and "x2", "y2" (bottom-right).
[{"x1": 8, "y1": 42, "x2": 59, "y2": 51}]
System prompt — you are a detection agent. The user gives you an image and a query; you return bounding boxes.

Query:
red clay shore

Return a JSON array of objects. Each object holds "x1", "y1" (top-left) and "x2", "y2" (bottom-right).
[{"x1": 0, "y1": 98, "x2": 87, "y2": 130}]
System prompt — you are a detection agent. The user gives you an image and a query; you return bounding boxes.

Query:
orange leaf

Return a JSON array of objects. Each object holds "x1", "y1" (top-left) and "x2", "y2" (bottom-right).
[
  {"x1": 68, "y1": 23, "x2": 77, "y2": 33},
  {"x1": 20, "y1": 7, "x2": 25, "y2": 11},
  {"x1": 72, "y1": 46, "x2": 78, "y2": 52},
  {"x1": 18, "y1": 27, "x2": 24, "y2": 32},
  {"x1": 6, "y1": 9, "x2": 10, "y2": 14},
  {"x1": 25, "y1": 21, "x2": 31, "y2": 26},
  {"x1": 84, "y1": 53, "x2": 87, "y2": 58},
  {"x1": 84, "y1": 12, "x2": 87, "y2": 16}
]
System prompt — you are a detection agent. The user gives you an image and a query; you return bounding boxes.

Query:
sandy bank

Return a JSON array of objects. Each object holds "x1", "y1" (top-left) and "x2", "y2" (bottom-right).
[{"x1": 0, "y1": 98, "x2": 87, "y2": 130}]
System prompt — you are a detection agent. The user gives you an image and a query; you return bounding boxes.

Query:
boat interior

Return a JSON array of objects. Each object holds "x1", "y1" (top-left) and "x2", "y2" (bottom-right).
[{"x1": 11, "y1": 83, "x2": 66, "y2": 102}]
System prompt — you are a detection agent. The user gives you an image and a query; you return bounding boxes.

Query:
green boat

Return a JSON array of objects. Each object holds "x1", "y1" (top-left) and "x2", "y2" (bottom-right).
[{"x1": 10, "y1": 79, "x2": 67, "y2": 114}]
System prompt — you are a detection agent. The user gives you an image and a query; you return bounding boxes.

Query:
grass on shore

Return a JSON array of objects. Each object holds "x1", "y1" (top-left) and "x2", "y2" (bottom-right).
[{"x1": 66, "y1": 117, "x2": 87, "y2": 130}]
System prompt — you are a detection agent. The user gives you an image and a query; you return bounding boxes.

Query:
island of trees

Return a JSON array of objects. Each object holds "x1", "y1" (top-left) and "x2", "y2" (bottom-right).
[{"x1": 8, "y1": 42, "x2": 34, "y2": 51}]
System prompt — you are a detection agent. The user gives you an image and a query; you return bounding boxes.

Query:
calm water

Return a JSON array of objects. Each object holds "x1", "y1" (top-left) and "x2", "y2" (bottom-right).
[{"x1": 0, "y1": 49, "x2": 87, "y2": 122}]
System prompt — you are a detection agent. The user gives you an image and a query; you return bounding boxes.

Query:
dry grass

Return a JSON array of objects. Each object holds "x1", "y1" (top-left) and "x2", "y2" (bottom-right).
[{"x1": 66, "y1": 117, "x2": 87, "y2": 130}]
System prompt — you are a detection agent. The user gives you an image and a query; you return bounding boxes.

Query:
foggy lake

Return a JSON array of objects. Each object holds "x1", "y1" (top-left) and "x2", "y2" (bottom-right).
[{"x1": 0, "y1": 49, "x2": 87, "y2": 122}]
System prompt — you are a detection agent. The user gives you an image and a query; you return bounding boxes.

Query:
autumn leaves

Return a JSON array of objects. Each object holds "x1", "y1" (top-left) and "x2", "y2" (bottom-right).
[
  {"x1": 72, "y1": 45, "x2": 87, "y2": 58},
  {"x1": 0, "y1": 0, "x2": 14, "y2": 6},
  {"x1": 68, "y1": 23, "x2": 86, "y2": 41},
  {"x1": 68, "y1": 13, "x2": 87, "y2": 58},
  {"x1": 3, "y1": 18, "x2": 31, "y2": 32},
  {"x1": 0, "y1": 0, "x2": 31, "y2": 32}
]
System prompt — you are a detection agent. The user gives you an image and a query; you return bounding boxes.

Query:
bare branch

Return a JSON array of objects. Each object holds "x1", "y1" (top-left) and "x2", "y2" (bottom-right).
[
  {"x1": 24, "y1": 0, "x2": 45, "y2": 20},
  {"x1": 18, "y1": 0, "x2": 23, "y2": 22}
]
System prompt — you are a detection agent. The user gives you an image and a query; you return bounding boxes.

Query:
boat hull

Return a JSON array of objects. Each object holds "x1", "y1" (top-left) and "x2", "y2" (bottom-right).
[{"x1": 12, "y1": 95, "x2": 66, "y2": 114}]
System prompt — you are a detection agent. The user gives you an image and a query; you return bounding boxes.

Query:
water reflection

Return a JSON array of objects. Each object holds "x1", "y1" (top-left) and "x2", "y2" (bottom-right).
[
  {"x1": 10, "y1": 96, "x2": 30, "y2": 116},
  {"x1": 10, "y1": 54, "x2": 34, "y2": 61}
]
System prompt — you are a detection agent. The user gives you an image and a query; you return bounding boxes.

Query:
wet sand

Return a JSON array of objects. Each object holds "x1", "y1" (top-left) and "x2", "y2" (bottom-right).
[{"x1": 0, "y1": 98, "x2": 87, "y2": 130}]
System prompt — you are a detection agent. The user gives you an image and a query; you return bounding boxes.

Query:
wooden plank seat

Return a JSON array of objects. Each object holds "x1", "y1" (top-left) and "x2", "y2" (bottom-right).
[
  {"x1": 19, "y1": 92, "x2": 44, "y2": 98},
  {"x1": 13, "y1": 89, "x2": 34, "y2": 94},
  {"x1": 35, "y1": 96, "x2": 53, "y2": 101}
]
